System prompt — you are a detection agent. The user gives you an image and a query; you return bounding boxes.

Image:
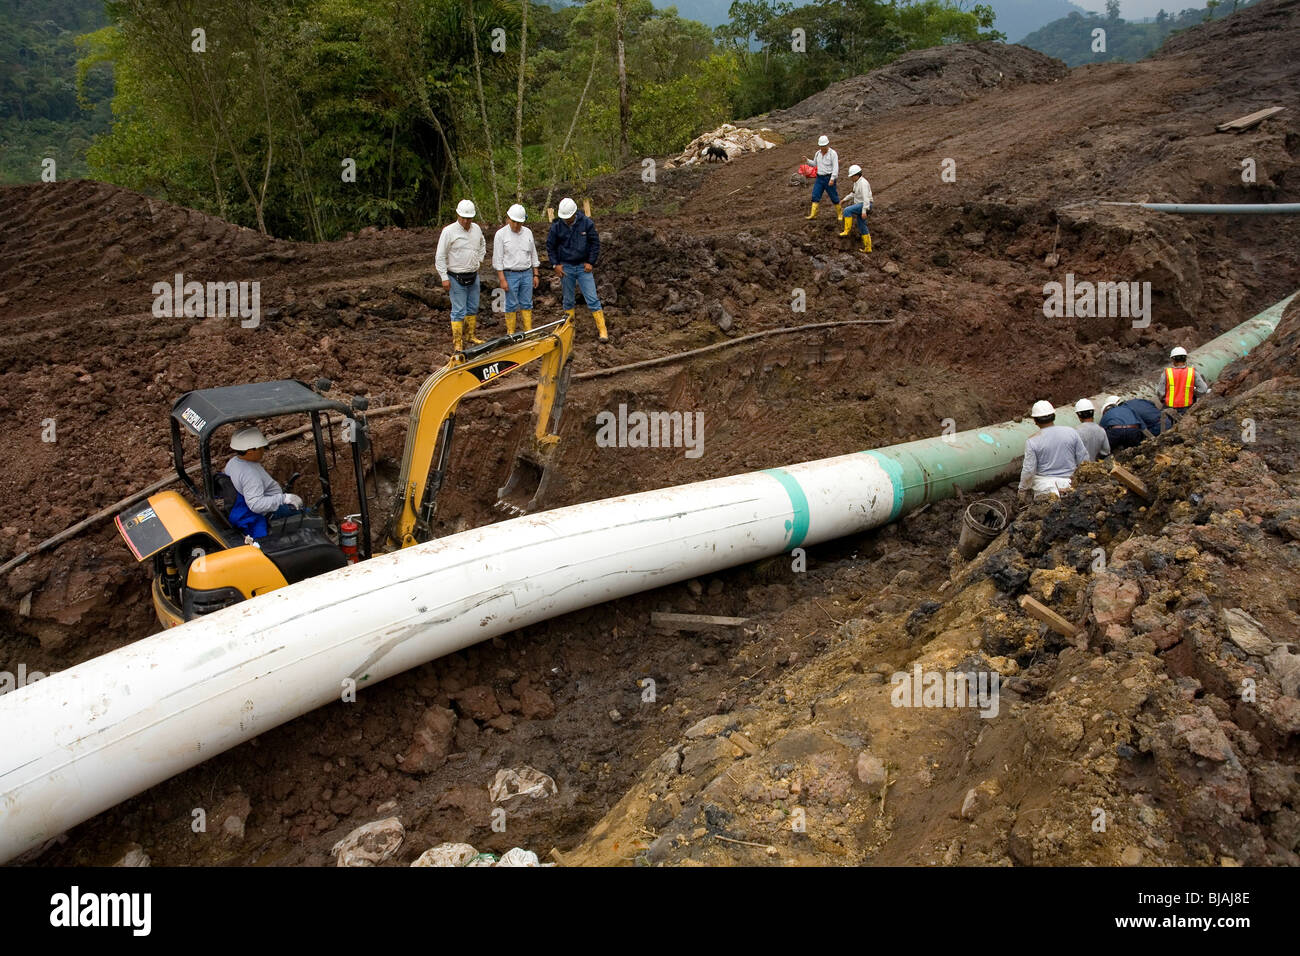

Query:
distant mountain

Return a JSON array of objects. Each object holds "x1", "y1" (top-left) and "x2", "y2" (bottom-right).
[
  {"x1": 654, "y1": 0, "x2": 1090, "y2": 40},
  {"x1": 1020, "y1": 1, "x2": 1260, "y2": 67},
  {"x1": 985, "y1": 0, "x2": 1090, "y2": 42},
  {"x1": 654, "y1": 0, "x2": 742, "y2": 28}
]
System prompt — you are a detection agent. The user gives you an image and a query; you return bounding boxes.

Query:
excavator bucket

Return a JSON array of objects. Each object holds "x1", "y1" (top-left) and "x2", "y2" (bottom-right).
[
  {"x1": 496, "y1": 345, "x2": 573, "y2": 516},
  {"x1": 495, "y1": 450, "x2": 553, "y2": 516}
]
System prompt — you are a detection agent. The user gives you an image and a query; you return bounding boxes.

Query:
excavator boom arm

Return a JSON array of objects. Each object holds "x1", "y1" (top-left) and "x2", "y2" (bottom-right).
[{"x1": 388, "y1": 320, "x2": 575, "y2": 548}]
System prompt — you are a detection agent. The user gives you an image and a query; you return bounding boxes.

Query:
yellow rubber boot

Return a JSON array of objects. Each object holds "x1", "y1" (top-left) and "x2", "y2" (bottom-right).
[
  {"x1": 505, "y1": 311, "x2": 517, "y2": 335},
  {"x1": 466, "y1": 314, "x2": 484, "y2": 344},
  {"x1": 861, "y1": 234, "x2": 872, "y2": 253},
  {"x1": 834, "y1": 203, "x2": 843, "y2": 217},
  {"x1": 450, "y1": 320, "x2": 464, "y2": 352},
  {"x1": 804, "y1": 202, "x2": 819, "y2": 220},
  {"x1": 839, "y1": 217, "x2": 852, "y2": 237},
  {"x1": 521, "y1": 309, "x2": 533, "y2": 331},
  {"x1": 593, "y1": 309, "x2": 609, "y2": 343}
]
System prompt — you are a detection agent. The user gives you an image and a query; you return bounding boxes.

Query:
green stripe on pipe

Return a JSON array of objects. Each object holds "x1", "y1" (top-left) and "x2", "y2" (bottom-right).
[
  {"x1": 862, "y1": 450, "x2": 906, "y2": 521},
  {"x1": 763, "y1": 468, "x2": 812, "y2": 549}
]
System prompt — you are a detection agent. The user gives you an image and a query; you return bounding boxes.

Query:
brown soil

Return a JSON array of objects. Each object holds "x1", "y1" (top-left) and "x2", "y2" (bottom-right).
[{"x1": 1, "y1": 0, "x2": 1299, "y2": 866}]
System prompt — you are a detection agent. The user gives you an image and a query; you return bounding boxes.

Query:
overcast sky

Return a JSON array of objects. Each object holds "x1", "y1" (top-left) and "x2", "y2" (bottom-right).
[{"x1": 1071, "y1": 0, "x2": 1216, "y2": 17}]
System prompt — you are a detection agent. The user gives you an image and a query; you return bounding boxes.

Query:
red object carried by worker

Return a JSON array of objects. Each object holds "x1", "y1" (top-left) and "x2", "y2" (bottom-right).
[{"x1": 797, "y1": 163, "x2": 817, "y2": 179}]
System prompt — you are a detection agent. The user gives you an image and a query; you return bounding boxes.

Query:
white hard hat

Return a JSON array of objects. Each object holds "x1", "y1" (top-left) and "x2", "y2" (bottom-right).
[
  {"x1": 230, "y1": 426, "x2": 269, "y2": 451},
  {"x1": 456, "y1": 199, "x2": 477, "y2": 218},
  {"x1": 818, "y1": 135, "x2": 830, "y2": 147},
  {"x1": 1102, "y1": 395, "x2": 1120, "y2": 412},
  {"x1": 1074, "y1": 398, "x2": 1094, "y2": 414},
  {"x1": 848, "y1": 164, "x2": 862, "y2": 177},
  {"x1": 1169, "y1": 346, "x2": 1188, "y2": 359},
  {"x1": 507, "y1": 203, "x2": 526, "y2": 223},
  {"x1": 1031, "y1": 400, "x2": 1055, "y2": 419},
  {"x1": 558, "y1": 197, "x2": 578, "y2": 219}
]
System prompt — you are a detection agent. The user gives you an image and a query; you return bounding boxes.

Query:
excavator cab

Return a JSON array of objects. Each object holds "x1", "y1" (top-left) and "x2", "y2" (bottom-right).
[
  {"x1": 115, "y1": 380, "x2": 373, "y2": 627},
  {"x1": 118, "y1": 318, "x2": 574, "y2": 629}
]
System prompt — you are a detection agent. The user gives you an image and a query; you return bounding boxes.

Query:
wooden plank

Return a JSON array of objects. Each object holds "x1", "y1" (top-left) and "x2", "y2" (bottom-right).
[
  {"x1": 1110, "y1": 463, "x2": 1151, "y2": 500},
  {"x1": 545, "y1": 206, "x2": 554, "y2": 222},
  {"x1": 1019, "y1": 595, "x2": 1080, "y2": 639},
  {"x1": 1216, "y1": 106, "x2": 1284, "y2": 133},
  {"x1": 651, "y1": 611, "x2": 750, "y2": 631},
  {"x1": 582, "y1": 198, "x2": 592, "y2": 217},
  {"x1": 728, "y1": 731, "x2": 760, "y2": 756}
]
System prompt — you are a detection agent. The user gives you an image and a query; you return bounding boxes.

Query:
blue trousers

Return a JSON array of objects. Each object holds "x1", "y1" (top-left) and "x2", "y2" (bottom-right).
[
  {"x1": 448, "y1": 275, "x2": 480, "y2": 321},
  {"x1": 561, "y1": 263, "x2": 601, "y2": 312},
  {"x1": 230, "y1": 500, "x2": 302, "y2": 539},
  {"x1": 842, "y1": 202, "x2": 871, "y2": 235},
  {"x1": 811, "y1": 174, "x2": 840, "y2": 204},
  {"x1": 503, "y1": 269, "x2": 534, "y2": 312}
]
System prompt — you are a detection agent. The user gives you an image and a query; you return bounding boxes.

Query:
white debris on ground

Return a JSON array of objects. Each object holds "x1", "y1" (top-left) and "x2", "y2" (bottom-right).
[
  {"x1": 332, "y1": 817, "x2": 405, "y2": 867},
  {"x1": 410, "y1": 843, "x2": 552, "y2": 867},
  {"x1": 113, "y1": 844, "x2": 151, "y2": 867},
  {"x1": 410, "y1": 842, "x2": 478, "y2": 867},
  {"x1": 665, "y1": 124, "x2": 779, "y2": 167},
  {"x1": 488, "y1": 766, "x2": 558, "y2": 802}
]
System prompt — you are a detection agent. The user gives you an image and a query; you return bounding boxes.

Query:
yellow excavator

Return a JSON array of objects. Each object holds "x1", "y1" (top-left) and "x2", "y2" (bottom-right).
[{"x1": 115, "y1": 318, "x2": 575, "y2": 628}]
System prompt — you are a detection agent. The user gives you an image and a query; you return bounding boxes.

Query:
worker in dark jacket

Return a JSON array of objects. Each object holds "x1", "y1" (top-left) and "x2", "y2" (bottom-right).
[
  {"x1": 1099, "y1": 396, "x2": 1167, "y2": 451},
  {"x1": 1129, "y1": 398, "x2": 1168, "y2": 436},
  {"x1": 546, "y1": 197, "x2": 608, "y2": 343},
  {"x1": 1099, "y1": 397, "x2": 1143, "y2": 451}
]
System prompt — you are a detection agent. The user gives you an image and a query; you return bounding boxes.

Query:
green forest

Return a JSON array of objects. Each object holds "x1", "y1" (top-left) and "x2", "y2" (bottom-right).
[
  {"x1": 0, "y1": 0, "x2": 113, "y2": 182},
  {"x1": 1019, "y1": 0, "x2": 1259, "y2": 67},
  {"x1": 2, "y1": 0, "x2": 1001, "y2": 238}
]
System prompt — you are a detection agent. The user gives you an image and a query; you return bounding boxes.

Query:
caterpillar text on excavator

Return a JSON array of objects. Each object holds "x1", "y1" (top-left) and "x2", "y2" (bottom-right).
[{"x1": 114, "y1": 317, "x2": 575, "y2": 628}]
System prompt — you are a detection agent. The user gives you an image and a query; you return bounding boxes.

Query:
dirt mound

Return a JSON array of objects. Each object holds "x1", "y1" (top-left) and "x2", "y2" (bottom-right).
[
  {"x1": 1157, "y1": 0, "x2": 1300, "y2": 61},
  {"x1": 0, "y1": 180, "x2": 277, "y2": 319},
  {"x1": 753, "y1": 42, "x2": 1068, "y2": 136}
]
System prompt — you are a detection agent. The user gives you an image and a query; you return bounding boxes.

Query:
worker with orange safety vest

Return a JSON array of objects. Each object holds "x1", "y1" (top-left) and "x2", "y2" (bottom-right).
[{"x1": 1158, "y1": 346, "x2": 1207, "y2": 415}]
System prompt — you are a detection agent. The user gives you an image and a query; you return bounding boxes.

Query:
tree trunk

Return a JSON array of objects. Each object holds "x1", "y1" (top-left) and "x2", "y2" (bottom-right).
[
  {"x1": 387, "y1": 121, "x2": 397, "y2": 208},
  {"x1": 616, "y1": 0, "x2": 629, "y2": 169},
  {"x1": 544, "y1": 41, "x2": 599, "y2": 214},
  {"x1": 515, "y1": 0, "x2": 529, "y2": 203},
  {"x1": 468, "y1": 0, "x2": 501, "y2": 220}
]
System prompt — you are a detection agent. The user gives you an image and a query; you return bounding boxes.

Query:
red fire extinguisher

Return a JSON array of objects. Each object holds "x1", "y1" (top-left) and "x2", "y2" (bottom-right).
[{"x1": 340, "y1": 515, "x2": 360, "y2": 564}]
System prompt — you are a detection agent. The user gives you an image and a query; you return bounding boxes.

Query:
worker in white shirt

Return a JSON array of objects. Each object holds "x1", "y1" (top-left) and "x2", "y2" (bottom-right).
[
  {"x1": 804, "y1": 135, "x2": 841, "y2": 221},
  {"x1": 1018, "y1": 400, "x2": 1088, "y2": 500},
  {"x1": 838, "y1": 164, "x2": 873, "y2": 252},
  {"x1": 493, "y1": 203, "x2": 540, "y2": 334},
  {"x1": 1073, "y1": 399, "x2": 1110, "y2": 461},
  {"x1": 435, "y1": 199, "x2": 487, "y2": 351},
  {"x1": 224, "y1": 427, "x2": 304, "y2": 538}
]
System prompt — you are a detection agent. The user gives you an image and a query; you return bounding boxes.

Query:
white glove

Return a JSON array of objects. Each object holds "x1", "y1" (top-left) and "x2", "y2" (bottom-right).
[{"x1": 283, "y1": 493, "x2": 303, "y2": 509}]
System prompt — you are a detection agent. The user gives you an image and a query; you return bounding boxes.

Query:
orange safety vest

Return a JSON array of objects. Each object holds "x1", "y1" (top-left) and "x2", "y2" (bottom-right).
[{"x1": 1164, "y1": 365, "x2": 1195, "y2": 408}]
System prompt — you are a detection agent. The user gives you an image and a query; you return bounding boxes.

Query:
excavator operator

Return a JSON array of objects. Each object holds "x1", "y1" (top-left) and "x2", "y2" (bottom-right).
[{"x1": 224, "y1": 427, "x2": 305, "y2": 538}]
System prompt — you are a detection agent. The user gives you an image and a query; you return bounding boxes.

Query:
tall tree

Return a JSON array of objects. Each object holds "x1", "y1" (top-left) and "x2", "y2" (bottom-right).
[
  {"x1": 467, "y1": 0, "x2": 501, "y2": 219},
  {"x1": 515, "y1": 0, "x2": 529, "y2": 201},
  {"x1": 615, "y1": 0, "x2": 628, "y2": 168}
]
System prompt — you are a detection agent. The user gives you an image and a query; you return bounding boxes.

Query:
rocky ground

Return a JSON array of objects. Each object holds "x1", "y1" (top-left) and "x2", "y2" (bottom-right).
[{"x1": 1, "y1": 0, "x2": 1298, "y2": 866}]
